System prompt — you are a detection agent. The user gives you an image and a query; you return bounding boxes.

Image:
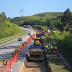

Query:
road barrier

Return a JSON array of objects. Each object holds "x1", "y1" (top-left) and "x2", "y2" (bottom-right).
[{"x1": 0, "y1": 34, "x2": 35, "y2": 72}]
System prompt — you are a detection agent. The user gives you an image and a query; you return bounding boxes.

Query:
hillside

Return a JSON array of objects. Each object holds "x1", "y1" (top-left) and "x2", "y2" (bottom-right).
[
  {"x1": 33, "y1": 12, "x2": 64, "y2": 18},
  {"x1": 9, "y1": 9, "x2": 72, "y2": 68},
  {"x1": 0, "y1": 13, "x2": 24, "y2": 39},
  {"x1": 9, "y1": 12, "x2": 64, "y2": 26}
]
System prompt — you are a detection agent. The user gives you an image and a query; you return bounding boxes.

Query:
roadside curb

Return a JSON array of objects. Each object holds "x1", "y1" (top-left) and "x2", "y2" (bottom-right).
[
  {"x1": 57, "y1": 50, "x2": 72, "y2": 71},
  {"x1": 20, "y1": 63, "x2": 25, "y2": 72}
]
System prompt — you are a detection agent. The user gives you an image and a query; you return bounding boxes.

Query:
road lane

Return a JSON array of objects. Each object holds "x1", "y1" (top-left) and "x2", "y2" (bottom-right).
[{"x1": 0, "y1": 28, "x2": 36, "y2": 70}]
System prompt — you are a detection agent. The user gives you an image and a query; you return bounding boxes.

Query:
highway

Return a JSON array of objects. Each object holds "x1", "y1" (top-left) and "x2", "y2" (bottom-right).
[
  {"x1": 11, "y1": 37, "x2": 46, "y2": 72},
  {"x1": 0, "y1": 27, "x2": 36, "y2": 70}
]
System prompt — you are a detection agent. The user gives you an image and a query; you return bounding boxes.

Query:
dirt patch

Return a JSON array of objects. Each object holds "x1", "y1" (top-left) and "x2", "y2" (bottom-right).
[{"x1": 21, "y1": 59, "x2": 46, "y2": 72}]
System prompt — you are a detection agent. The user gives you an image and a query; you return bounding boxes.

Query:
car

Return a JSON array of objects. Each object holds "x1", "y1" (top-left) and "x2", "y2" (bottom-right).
[
  {"x1": 17, "y1": 38, "x2": 22, "y2": 41},
  {"x1": 28, "y1": 33, "x2": 31, "y2": 35},
  {"x1": 26, "y1": 25, "x2": 33, "y2": 28}
]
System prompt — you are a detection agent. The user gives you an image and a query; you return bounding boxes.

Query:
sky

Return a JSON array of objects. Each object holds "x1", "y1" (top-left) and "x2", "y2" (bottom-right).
[{"x1": 0, "y1": 0, "x2": 72, "y2": 18}]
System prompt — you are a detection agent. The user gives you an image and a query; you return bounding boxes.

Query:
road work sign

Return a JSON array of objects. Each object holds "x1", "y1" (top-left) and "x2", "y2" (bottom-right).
[
  {"x1": 15, "y1": 49, "x2": 18, "y2": 53},
  {"x1": 12, "y1": 53, "x2": 15, "y2": 57},
  {"x1": 3, "y1": 60, "x2": 7, "y2": 65},
  {"x1": 20, "y1": 46, "x2": 22, "y2": 49}
]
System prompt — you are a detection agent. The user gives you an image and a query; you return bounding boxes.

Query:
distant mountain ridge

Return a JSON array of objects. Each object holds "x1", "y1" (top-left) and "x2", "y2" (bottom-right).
[
  {"x1": 10, "y1": 12, "x2": 65, "y2": 25},
  {"x1": 33, "y1": 12, "x2": 64, "y2": 18}
]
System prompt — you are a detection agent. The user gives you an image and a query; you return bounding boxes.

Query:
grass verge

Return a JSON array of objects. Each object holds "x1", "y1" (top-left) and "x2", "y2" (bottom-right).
[
  {"x1": 0, "y1": 30, "x2": 26, "y2": 45},
  {"x1": 36, "y1": 25, "x2": 72, "y2": 67},
  {"x1": 43, "y1": 36, "x2": 70, "y2": 72}
]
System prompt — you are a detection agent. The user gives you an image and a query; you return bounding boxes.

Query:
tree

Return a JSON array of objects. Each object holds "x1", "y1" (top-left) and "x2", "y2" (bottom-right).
[
  {"x1": 61, "y1": 8, "x2": 72, "y2": 38},
  {"x1": 2, "y1": 11, "x2": 5, "y2": 15},
  {"x1": 61, "y1": 8, "x2": 72, "y2": 27},
  {"x1": 1, "y1": 11, "x2": 6, "y2": 21},
  {"x1": 8, "y1": 17, "x2": 11, "y2": 19}
]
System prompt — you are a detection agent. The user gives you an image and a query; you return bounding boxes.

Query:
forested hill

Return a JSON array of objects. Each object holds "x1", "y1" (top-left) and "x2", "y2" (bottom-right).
[
  {"x1": 9, "y1": 10, "x2": 72, "y2": 32},
  {"x1": 9, "y1": 12, "x2": 64, "y2": 26},
  {"x1": 33, "y1": 12, "x2": 64, "y2": 18},
  {"x1": 0, "y1": 12, "x2": 23, "y2": 39}
]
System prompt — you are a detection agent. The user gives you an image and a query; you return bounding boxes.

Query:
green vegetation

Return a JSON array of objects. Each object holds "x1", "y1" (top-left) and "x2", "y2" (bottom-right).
[
  {"x1": 33, "y1": 12, "x2": 64, "y2": 18},
  {"x1": 9, "y1": 8, "x2": 72, "y2": 66},
  {"x1": 9, "y1": 12, "x2": 64, "y2": 26},
  {"x1": 43, "y1": 34, "x2": 70, "y2": 72},
  {"x1": 0, "y1": 31, "x2": 26, "y2": 44},
  {"x1": 39, "y1": 24, "x2": 72, "y2": 66},
  {"x1": 0, "y1": 12, "x2": 25, "y2": 40},
  {"x1": 51, "y1": 30, "x2": 72, "y2": 66}
]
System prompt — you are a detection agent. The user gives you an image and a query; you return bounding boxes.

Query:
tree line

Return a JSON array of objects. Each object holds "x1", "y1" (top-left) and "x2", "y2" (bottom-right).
[{"x1": 9, "y1": 8, "x2": 72, "y2": 37}]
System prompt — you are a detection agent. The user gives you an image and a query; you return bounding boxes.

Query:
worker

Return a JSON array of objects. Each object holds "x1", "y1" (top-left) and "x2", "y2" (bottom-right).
[
  {"x1": 46, "y1": 36, "x2": 51, "y2": 42},
  {"x1": 50, "y1": 43, "x2": 54, "y2": 53},
  {"x1": 45, "y1": 33, "x2": 47, "y2": 37},
  {"x1": 46, "y1": 44, "x2": 50, "y2": 53},
  {"x1": 54, "y1": 45, "x2": 57, "y2": 53},
  {"x1": 48, "y1": 32, "x2": 50, "y2": 36}
]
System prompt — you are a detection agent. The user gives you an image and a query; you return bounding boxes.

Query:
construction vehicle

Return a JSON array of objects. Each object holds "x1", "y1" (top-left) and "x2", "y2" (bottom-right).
[{"x1": 26, "y1": 37, "x2": 44, "y2": 62}]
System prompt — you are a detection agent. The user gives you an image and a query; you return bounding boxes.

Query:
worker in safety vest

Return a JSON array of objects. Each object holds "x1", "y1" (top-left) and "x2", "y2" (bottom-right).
[
  {"x1": 50, "y1": 43, "x2": 54, "y2": 53},
  {"x1": 48, "y1": 32, "x2": 50, "y2": 36},
  {"x1": 46, "y1": 44, "x2": 50, "y2": 52}
]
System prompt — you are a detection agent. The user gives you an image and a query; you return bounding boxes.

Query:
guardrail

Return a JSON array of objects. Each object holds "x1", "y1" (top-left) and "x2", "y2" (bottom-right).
[
  {"x1": 0, "y1": 33, "x2": 22, "y2": 42},
  {"x1": 0, "y1": 34, "x2": 35, "y2": 72},
  {"x1": 0, "y1": 33, "x2": 25, "y2": 44}
]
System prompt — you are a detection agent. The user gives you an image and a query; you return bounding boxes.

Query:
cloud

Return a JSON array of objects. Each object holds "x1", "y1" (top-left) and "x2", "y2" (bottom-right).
[{"x1": 19, "y1": 9, "x2": 24, "y2": 13}]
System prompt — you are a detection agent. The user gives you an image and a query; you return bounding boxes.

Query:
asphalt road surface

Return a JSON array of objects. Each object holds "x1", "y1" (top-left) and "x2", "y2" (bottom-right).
[
  {"x1": 0, "y1": 27, "x2": 36, "y2": 70},
  {"x1": 11, "y1": 40, "x2": 46, "y2": 72}
]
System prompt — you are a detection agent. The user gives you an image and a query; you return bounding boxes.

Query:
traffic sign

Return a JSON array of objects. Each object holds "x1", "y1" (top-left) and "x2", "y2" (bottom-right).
[
  {"x1": 22, "y1": 43, "x2": 24, "y2": 46},
  {"x1": 15, "y1": 49, "x2": 18, "y2": 53},
  {"x1": 12, "y1": 53, "x2": 15, "y2": 57},
  {"x1": 25, "y1": 41, "x2": 27, "y2": 44},
  {"x1": 20, "y1": 46, "x2": 22, "y2": 49},
  {"x1": 3, "y1": 60, "x2": 7, "y2": 65}
]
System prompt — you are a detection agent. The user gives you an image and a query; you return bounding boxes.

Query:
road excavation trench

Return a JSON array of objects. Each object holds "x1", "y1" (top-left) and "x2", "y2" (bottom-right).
[{"x1": 23, "y1": 59, "x2": 46, "y2": 72}]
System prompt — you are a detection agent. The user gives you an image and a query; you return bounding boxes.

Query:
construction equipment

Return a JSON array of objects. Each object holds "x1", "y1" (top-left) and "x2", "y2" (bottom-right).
[{"x1": 26, "y1": 37, "x2": 44, "y2": 62}]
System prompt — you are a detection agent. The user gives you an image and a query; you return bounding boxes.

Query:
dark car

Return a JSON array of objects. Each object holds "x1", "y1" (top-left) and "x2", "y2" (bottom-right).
[
  {"x1": 28, "y1": 33, "x2": 31, "y2": 35},
  {"x1": 17, "y1": 38, "x2": 22, "y2": 41}
]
